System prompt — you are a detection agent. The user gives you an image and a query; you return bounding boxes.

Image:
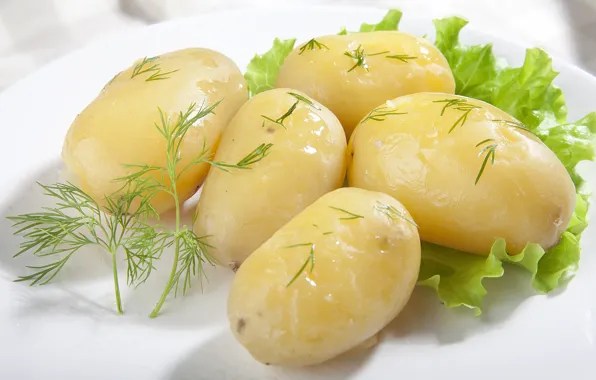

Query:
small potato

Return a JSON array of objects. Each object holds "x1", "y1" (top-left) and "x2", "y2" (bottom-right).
[
  {"x1": 193, "y1": 88, "x2": 346, "y2": 269},
  {"x1": 62, "y1": 48, "x2": 247, "y2": 214},
  {"x1": 275, "y1": 31, "x2": 455, "y2": 138},
  {"x1": 228, "y1": 187, "x2": 421, "y2": 367},
  {"x1": 348, "y1": 92, "x2": 576, "y2": 255}
]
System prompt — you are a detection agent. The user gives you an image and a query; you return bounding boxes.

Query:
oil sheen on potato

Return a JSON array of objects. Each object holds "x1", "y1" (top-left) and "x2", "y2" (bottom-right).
[
  {"x1": 275, "y1": 31, "x2": 455, "y2": 138},
  {"x1": 62, "y1": 48, "x2": 248, "y2": 214},
  {"x1": 228, "y1": 187, "x2": 421, "y2": 367},
  {"x1": 193, "y1": 88, "x2": 347, "y2": 270},
  {"x1": 348, "y1": 92, "x2": 576, "y2": 255}
]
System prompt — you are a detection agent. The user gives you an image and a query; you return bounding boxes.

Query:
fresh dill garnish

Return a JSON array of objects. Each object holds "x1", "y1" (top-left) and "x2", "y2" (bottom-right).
[
  {"x1": 287, "y1": 92, "x2": 321, "y2": 110},
  {"x1": 492, "y1": 119, "x2": 536, "y2": 136},
  {"x1": 344, "y1": 45, "x2": 389, "y2": 72},
  {"x1": 329, "y1": 206, "x2": 364, "y2": 220},
  {"x1": 261, "y1": 100, "x2": 299, "y2": 130},
  {"x1": 9, "y1": 99, "x2": 269, "y2": 317},
  {"x1": 8, "y1": 180, "x2": 158, "y2": 315},
  {"x1": 362, "y1": 106, "x2": 407, "y2": 123},
  {"x1": 131, "y1": 56, "x2": 179, "y2": 82},
  {"x1": 299, "y1": 38, "x2": 329, "y2": 55},
  {"x1": 322, "y1": 231, "x2": 333, "y2": 235},
  {"x1": 374, "y1": 201, "x2": 418, "y2": 227},
  {"x1": 386, "y1": 54, "x2": 418, "y2": 63},
  {"x1": 285, "y1": 243, "x2": 315, "y2": 287},
  {"x1": 475, "y1": 138, "x2": 498, "y2": 185},
  {"x1": 433, "y1": 98, "x2": 481, "y2": 133}
]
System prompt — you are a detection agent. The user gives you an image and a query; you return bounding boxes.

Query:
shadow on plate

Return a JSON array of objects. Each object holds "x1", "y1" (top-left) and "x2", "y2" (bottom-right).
[
  {"x1": 165, "y1": 330, "x2": 373, "y2": 380},
  {"x1": 1, "y1": 160, "x2": 232, "y2": 329},
  {"x1": 384, "y1": 264, "x2": 537, "y2": 345}
]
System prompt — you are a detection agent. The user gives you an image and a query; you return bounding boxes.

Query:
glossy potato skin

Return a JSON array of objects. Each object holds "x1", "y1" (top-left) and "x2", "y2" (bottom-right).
[
  {"x1": 62, "y1": 48, "x2": 247, "y2": 214},
  {"x1": 228, "y1": 187, "x2": 421, "y2": 367},
  {"x1": 193, "y1": 88, "x2": 347, "y2": 269},
  {"x1": 348, "y1": 92, "x2": 576, "y2": 255},
  {"x1": 275, "y1": 31, "x2": 455, "y2": 138}
]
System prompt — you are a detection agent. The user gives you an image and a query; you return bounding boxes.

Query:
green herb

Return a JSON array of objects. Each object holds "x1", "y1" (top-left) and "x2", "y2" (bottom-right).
[
  {"x1": 374, "y1": 201, "x2": 418, "y2": 227},
  {"x1": 433, "y1": 98, "x2": 481, "y2": 133},
  {"x1": 209, "y1": 143, "x2": 273, "y2": 173},
  {"x1": 287, "y1": 92, "x2": 321, "y2": 110},
  {"x1": 362, "y1": 106, "x2": 407, "y2": 123},
  {"x1": 492, "y1": 119, "x2": 536, "y2": 136},
  {"x1": 329, "y1": 206, "x2": 364, "y2": 220},
  {"x1": 475, "y1": 138, "x2": 498, "y2": 185},
  {"x1": 344, "y1": 45, "x2": 389, "y2": 72},
  {"x1": 9, "y1": 99, "x2": 269, "y2": 317},
  {"x1": 322, "y1": 231, "x2": 333, "y2": 235},
  {"x1": 131, "y1": 56, "x2": 179, "y2": 82},
  {"x1": 261, "y1": 99, "x2": 299, "y2": 129},
  {"x1": 386, "y1": 54, "x2": 418, "y2": 63},
  {"x1": 299, "y1": 38, "x2": 329, "y2": 54},
  {"x1": 285, "y1": 243, "x2": 315, "y2": 287},
  {"x1": 8, "y1": 180, "x2": 158, "y2": 315}
]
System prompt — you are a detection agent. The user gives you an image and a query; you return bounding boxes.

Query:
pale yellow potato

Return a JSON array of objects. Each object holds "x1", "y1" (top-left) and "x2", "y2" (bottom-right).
[
  {"x1": 228, "y1": 187, "x2": 421, "y2": 367},
  {"x1": 275, "y1": 31, "x2": 455, "y2": 138},
  {"x1": 193, "y1": 88, "x2": 347, "y2": 269},
  {"x1": 62, "y1": 48, "x2": 247, "y2": 214},
  {"x1": 348, "y1": 92, "x2": 576, "y2": 255}
]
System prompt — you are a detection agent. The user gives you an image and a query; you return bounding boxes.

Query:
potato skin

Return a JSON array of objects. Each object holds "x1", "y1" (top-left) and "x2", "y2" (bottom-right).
[
  {"x1": 227, "y1": 187, "x2": 421, "y2": 367},
  {"x1": 193, "y1": 88, "x2": 347, "y2": 269},
  {"x1": 62, "y1": 48, "x2": 247, "y2": 214},
  {"x1": 348, "y1": 92, "x2": 576, "y2": 255},
  {"x1": 275, "y1": 31, "x2": 455, "y2": 138}
]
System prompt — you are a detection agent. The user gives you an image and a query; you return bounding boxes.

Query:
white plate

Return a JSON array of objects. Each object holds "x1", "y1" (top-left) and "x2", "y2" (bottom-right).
[{"x1": 1, "y1": 5, "x2": 595, "y2": 380}]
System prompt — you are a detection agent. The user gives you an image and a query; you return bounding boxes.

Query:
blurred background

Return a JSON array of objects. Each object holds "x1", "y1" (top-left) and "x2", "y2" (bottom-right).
[{"x1": 0, "y1": 0, "x2": 595, "y2": 91}]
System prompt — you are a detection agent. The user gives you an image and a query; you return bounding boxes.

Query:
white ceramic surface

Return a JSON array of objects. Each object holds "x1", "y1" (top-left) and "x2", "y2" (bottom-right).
[{"x1": 0, "y1": 6, "x2": 595, "y2": 380}]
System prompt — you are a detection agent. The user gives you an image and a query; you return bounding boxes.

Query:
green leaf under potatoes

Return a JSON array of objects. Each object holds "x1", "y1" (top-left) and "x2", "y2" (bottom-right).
[
  {"x1": 244, "y1": 37, "x2": 296, "y2": 97},
  {"x1": 419, "y1": 193, "x2": 588, "y2": 315},
  {"x1": 243, "y1": 9, "x2": 596, "y2": 315}
]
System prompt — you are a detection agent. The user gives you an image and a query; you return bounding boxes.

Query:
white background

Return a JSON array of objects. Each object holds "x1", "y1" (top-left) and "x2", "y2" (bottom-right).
[{"x1": 0, "y1": 0, "x2": 595, "y2": 91}]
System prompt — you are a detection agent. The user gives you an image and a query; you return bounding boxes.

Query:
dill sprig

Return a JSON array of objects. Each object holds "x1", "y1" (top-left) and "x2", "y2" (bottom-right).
[
  {"x1": 475, "y1": 138, "x2": 498, "y2": 185},
  {"x1": 261, "y1": 100, "x2": 299, "y2": 130},
  {"x1": 8, "y1": 179, "x2": 158, "y2": 314},
  {"x1": 329, "y1": 206, "x2": 364, "y2": 220},
  {"x1": 344, "y1": 45, "x2": 389, "y2": 72},
  {"x1": 362, "y1": 106, "x2": 407, "y2": 123},
  {"x1": 299, "y1": 38, "x2": 329, "y2": 55},
  {"x1": 287, "y1": 92, "x2": 321, "y2": 110},
  {"x1": 374, "y1": 201, "x2": 418, "y2": 227},
  {"x1": 386, "y1": 54, "x2": 418, "y2": 63},
  {"x1": 285, "y1": 243, "x2": 315, "y2": 287},
  {"x1": 492, "y1": 119, "x2": 536, "y2": 136},
  {"x1": 131, "y1": 56, "x2": 179, "y2": 82},
  {"x1": 433, "y1": 98, "x2": 481, "y2": 133},
  {"x1": 9, "y1": 99, "x2": 272, "y2": 317}
]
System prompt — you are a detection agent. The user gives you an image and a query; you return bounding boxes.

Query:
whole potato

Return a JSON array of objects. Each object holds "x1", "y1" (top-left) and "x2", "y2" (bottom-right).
[
  {"x1": 62, "y1": 48, "x2": 247, "y2": 214},
  {"x1": 228, "y1": 187, "x2": 421, "y2": 367},
  {"x1": 193, "y1": 88, "x2": 346, "y2": 270},
  {"x1": 275, "y1": 31, "x2": 455, "y2": 138},
  {"x1": 348, "y1": 92, "x2": 576, "y2": 255}
]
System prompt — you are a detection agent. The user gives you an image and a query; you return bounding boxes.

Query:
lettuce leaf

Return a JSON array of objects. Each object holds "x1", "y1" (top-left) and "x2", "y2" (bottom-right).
[
  {"x1": 536, "y1": 113, "x2": 596, "y2": 187},
  {"x1": 244, "y1": 38, "x2": 295, "y2": 97},
  {"x1": 339, "y1": 9, "x2": 402, "y2": 35},
  {"x1": 433, "y1": 16, "x2": 568, "y2": 129},
  {"x1": 419, "y1": 193, "x2": 588, "y2": 315},
  {"x1": 243, "y1": 9, "x2": 595, "y2": 315}
]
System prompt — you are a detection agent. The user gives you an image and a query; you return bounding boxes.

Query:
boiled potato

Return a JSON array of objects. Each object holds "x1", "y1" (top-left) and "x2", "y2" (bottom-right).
[
  {"x1": 348, "y1": 92, "x2": 576, "y2": 255},
  {"x1": 227, "y1": 187, "x2": 420, "y2": 367},
  {"x1": 275, "y1": 31, "x2": 455, "y2": 138},
  {"x1": 193, "y1": 88, "x2": 346, "y2": 269},
  {"x1": 62, "y1": 48, "x2": 247, "y2": 214}
]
